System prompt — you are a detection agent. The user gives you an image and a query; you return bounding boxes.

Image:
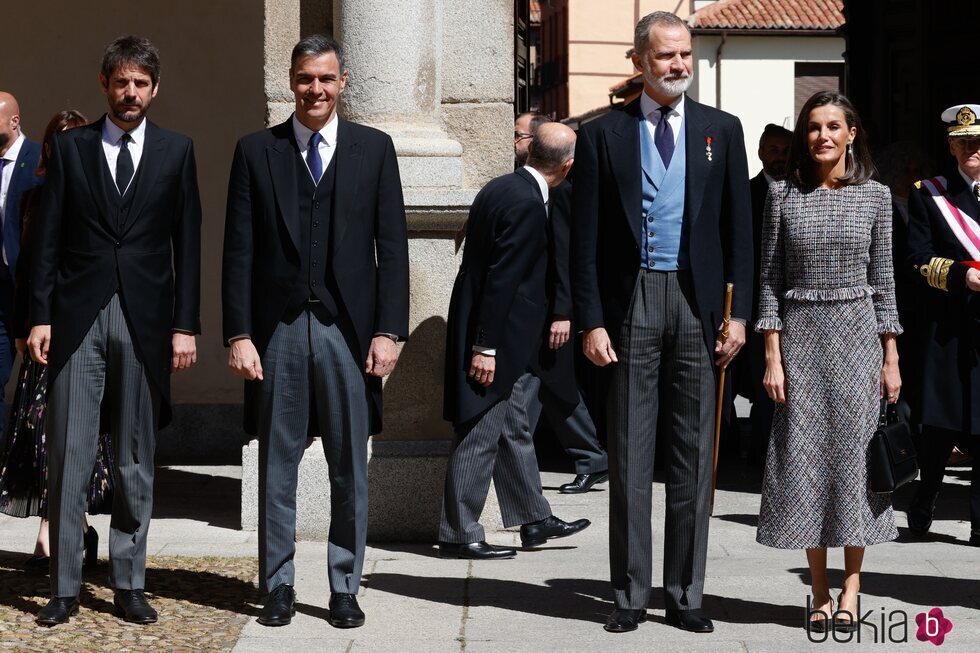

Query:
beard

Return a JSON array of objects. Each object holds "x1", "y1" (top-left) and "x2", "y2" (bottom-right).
[
  {"x1": 111, "y1": 100, "x2": 148, "y2": 123},
  {"x1": 0, "y1": 131, "x2": 9, "y2": 151},
  {"x1": 648, "y1": 72, "x2": 693, "y2": 97}
]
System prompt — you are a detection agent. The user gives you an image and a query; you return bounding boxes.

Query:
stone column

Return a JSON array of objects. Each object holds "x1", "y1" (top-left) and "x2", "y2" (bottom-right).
[{"x1": 334, "y1": 0, "x2": 470, "y2": 203}]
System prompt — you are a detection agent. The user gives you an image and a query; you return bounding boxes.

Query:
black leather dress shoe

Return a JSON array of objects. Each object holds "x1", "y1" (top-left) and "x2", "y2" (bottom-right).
[
  {"x1": 665, "y1": 608, "x2": 714, "y2": 633},
  {"x1": 969, "y1": 530, "x2": 980, "y2": 547},
  {"x1": 906, "y1": 503, "x2": 934, "y2": 535},
  {"x1": 114, "y1": 589, "x2": 158, "y2": 624},
  {"x1": 23, "y1": 554, "x2": 49, "y2": 569},
  {"x1": 328, "y1": 593, "x2": 365, "y2": 628},
  {"x1": 604, "y1": 608, "x2": 647, "y2": 633},
  {"x1": 257, "y1": 584, "x2": 296, "y2": 626},
  {"x1": 520, "y1": 515, "x2": 591, "y2": 547},
  {"x1": 559, "y1": 471, "x2": 609, "y2": 494},
  {"x1": 36, "y1": 597, "x2": 79, "y2": 626},
  {"x1": 439, "y1": 541, "x2": 517, "y2": 560}
]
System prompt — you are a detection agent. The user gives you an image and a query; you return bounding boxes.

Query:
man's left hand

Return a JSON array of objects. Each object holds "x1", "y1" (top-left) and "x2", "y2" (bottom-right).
[
  {"x1": 366, "y1": 336, "x2": 399, "y2": 377},
  {"x1": 714, "y1": 320, "x2": 746, "y2": 369},
  {"x1": 172, "y1": 333, "x2": 197, "y2": 373}
]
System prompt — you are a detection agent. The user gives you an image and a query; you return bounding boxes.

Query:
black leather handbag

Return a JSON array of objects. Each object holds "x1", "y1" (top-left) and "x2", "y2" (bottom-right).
[{"x1": 867, "y1": 399, "x2": 918, "y2": 494}]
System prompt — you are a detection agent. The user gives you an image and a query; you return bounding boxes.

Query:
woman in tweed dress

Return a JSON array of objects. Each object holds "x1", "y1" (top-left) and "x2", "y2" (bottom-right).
[{"x1": 755, "y1": 91, "x2": 902, "y2": 632}]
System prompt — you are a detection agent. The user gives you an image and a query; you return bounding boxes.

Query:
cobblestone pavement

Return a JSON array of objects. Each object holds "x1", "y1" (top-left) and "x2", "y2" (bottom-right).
[{"x1": 0, "y1": 554, "x2": 257, "y2": 651}]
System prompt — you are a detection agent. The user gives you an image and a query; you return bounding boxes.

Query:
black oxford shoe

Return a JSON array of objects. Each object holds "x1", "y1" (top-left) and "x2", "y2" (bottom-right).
[
  {"x1": 969, "y1": 531, "x2": 980, "y2": 547},
  {"x1": 328, "y1": 593, "x2": 365, "y2": 628},
  {"x1": 559, "y1": 471, "x2": 609, "y2": 494},
  {"x1": 439, "y1": 541, "x2": 517, "y2": 560},
  {"x1": 665, "y1": 608, "x2": 714, "y2": 633},
  {"x1": 604, "y1": 608, "x2": 647, "y2": 633},
  {"x1": 520, "y1": 515, "x2": 591, "y2": 547},
  {"x1": 114, "y1": 589, "x2": 158, "y2": 624},
  {"x1": 36, "y1": 597, "x2": 79, "y2": 626},
  {"x1": 257, "y1": 584, "x2": 296, "y2": 626}
]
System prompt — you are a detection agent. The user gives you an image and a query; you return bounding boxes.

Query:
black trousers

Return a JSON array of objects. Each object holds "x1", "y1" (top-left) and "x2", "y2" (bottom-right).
[{"x1": 913, "y1": 426, "x2": 979, "y2": 533}]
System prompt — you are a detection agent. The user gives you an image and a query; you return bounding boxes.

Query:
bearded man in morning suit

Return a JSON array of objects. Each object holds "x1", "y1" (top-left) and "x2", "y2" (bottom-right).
[
  {"x1": 222, "y1": 34, "x2": 409, "y2": 629},
  {"x1": 572, "y1": 12, "x2": 752, "y2": 633},
  {"x1": 29, "y1": 36, "x2": 201, "y2": 626}
]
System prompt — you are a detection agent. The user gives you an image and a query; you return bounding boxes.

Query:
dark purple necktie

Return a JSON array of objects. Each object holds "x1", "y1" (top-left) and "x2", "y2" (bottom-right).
[{"x1": 654, "y1": 105, "x2": 674, "y2": 168}]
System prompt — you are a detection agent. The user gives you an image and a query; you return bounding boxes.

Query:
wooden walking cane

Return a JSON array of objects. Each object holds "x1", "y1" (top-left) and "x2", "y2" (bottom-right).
[{"x1": 711, "y1": 283, "x2": 734, "y2": 515}]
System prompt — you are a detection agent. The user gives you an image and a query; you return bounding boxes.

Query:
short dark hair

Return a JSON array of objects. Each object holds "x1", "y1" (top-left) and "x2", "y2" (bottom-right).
[
  {"x1": 516, "y1": 111, "x2": 550, "y2": 134},
  {"x1": 758, "y1": 123, "x2": 792, "y2": 149},
  {"x1": 787, "y1": 91, "x2": 875, "y2": 189},
  {"x1": 101, "y1": 36, "x2": 161, "y2": 86},
  {"x1": 634, "y1": 11, "x2": 689, "y2": 54},
  {"x1": 290, "y1": 34, "x2": 346, "y2": 73}
]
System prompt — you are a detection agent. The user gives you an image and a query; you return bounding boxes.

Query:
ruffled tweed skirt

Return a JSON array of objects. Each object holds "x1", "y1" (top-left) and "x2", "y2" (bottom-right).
[
  {"x1": 0, "y1": 358, "x2": 113, "y2": 518},
  {"x1": 757, "y1": 296, "x2": 897, "y2": 548}
]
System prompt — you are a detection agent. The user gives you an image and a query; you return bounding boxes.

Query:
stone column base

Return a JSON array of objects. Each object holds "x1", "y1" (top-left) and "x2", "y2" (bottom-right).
[{"x1": 240, "y1": 438, "x2": 506, "y2": 541}]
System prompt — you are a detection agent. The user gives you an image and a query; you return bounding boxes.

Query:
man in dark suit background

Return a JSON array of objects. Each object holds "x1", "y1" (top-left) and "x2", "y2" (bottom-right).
[
  {"x1": 28, "y1": 37, "x2": 201, "y2": 626},
  {"x1": 0, "y1": 91, "x2": 43, "y2": 441},
  {"x1": 441, "y1": 123, "x2": 590, "y2": 560},
  {"x1": 514, "y1": 113, "x2": 608, "y2": 494},
  {"x1": 733, "y1": 123, "x2": 791, "y2": 461},
  {"x1": 572, "y1": 12, "x2": 752, "y2": 634},
  {"x1": 222, "y1": 34, "x2": 409, "y2": 629}
]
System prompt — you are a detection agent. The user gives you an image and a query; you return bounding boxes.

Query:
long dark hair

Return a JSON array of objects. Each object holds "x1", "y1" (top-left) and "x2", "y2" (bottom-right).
[
  {"x1": 787, "y1": 91, "x2": 875, "y2": 189},
  {"x1": 36, "y1": 110, "x2": 88, "y2": 176}
]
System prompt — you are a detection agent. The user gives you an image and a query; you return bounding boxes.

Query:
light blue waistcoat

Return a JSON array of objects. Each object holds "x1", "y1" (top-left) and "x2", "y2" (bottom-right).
[{"x1": 639, "y1": 115, "x2": 688, "y2": 270}]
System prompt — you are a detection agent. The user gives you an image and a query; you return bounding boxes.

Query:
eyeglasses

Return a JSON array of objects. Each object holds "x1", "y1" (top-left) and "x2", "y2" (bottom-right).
[{"x1": 514, "y1": 131, "x2": 533, "y2": 141}]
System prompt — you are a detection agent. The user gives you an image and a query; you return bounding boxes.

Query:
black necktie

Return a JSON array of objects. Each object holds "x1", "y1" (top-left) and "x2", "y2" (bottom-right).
[
  {"x1": 654, "y1": 105, "x2": 674, "y2": 168},
  {"x1": 116, "y1": 133, "x2": 134, "y2": 194}
]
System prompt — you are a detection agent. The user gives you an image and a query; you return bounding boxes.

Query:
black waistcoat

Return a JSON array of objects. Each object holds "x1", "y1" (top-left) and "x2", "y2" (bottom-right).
[
  {"x1": 290, "y1": 152, "x2": 341, "y2": 316},
  {"x1": 99, "y1": 159, "x2": 144, "y2": 304}
]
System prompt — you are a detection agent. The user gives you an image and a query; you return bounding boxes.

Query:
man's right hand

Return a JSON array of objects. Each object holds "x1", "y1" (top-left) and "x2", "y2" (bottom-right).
[
  {"x1": 27, "y1": 325, "x2": 51, "y2": 365},
  {"x1": 583, "y1": 327, "x2": 618, "y2": 366},
  {"x1": 228, "y1": 338, "x2": 264, "y2": 381},
  {"x1": 966, "y1": 267, "x2": 980, "y2": 292},
  {"x1": 468, "y1": 352, "x2": 495, "y2": 387}
]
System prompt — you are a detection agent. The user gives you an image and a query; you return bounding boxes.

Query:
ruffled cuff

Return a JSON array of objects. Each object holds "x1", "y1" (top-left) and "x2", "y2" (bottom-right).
[
  {"x1": 877, "y1": 321, "x2": 904, "y2": 336},
  {"x1": 754, "y1": 317, "x2": 783, "y2": 332}
]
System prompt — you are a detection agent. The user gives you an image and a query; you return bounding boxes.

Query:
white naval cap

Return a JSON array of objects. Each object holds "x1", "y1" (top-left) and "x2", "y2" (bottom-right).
[{"x1": 942, "y1": 104, "x2": 980, "y2": 136}]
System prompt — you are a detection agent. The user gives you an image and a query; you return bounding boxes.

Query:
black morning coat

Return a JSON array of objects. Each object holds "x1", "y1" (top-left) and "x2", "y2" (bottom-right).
[
  {"x1": 906, "y1": 169, "x2": 980, "y2": 434},
  {"x1": 571, "y1": 96, "x2": 753, "y2": 356},
  {"x1": 222, "y1": 118, "x2": 409, "y2": 436},
  {"x1": 530, "y1": 178, "x2": 580, "y2": 409},
  {"x1": 443, "y1": 168, "x2": 551, "y2": 427},
  {"x1": 30, "y1": 117, "x2": 202, "y2": 427}
]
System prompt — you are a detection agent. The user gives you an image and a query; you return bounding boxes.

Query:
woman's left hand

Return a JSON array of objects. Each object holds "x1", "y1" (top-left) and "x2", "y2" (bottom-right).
[{"x1": 880, "y1": 361, "x2": 901, "y2": 404}]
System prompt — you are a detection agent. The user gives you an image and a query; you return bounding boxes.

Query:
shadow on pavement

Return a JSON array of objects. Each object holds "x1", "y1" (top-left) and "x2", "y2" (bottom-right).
[
  {"x1": 363, "y1": 572, "x2": 801, "y2": 627},
  {"x1": 151, "y1": 467, "x2": 242, "y2": 530},
  {"x1": 788, "y1": 567, "x2": 980, "y2": 611}
]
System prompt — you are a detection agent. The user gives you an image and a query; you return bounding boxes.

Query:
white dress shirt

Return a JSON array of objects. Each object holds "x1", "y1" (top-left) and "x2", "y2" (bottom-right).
[
  {"x1": 102, "y1": 117, "x2": 147, "y2": 194},
  {"x1": 1, "y1": 132, "x2": 26, "y2": 226},
  {"x1": 473, "y1": 165, "x2": 550, "y2": 357},
  {"x1": 639, "y1": 91, "x2": 685, "y2": 148},
  {"x1": 292, "y1": 113, "x2": 338, "y2": 183},
  {"x1": 958, "y1": 166, "x2": 980, "y2": 202}
]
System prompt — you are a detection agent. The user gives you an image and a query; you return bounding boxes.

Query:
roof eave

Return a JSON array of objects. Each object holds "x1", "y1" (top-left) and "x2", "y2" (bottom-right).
[{"x1": 691, "y1": 27, "x2": 842, "y2": 37}]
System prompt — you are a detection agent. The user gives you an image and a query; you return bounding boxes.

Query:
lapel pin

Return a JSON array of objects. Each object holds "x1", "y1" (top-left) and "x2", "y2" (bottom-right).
[{"x1": 705, "y1": 137, "x2": 713, "y2": 162}]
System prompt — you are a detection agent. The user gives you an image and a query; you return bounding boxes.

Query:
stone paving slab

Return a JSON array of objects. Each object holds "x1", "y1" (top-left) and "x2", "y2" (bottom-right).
[{"x1": 1, "y1": 464, "x2": 977, "y2": 652}]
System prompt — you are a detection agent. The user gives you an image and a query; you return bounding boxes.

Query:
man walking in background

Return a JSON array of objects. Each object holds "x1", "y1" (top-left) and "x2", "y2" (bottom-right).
[{"x1": 441, "y1": 123, "x2": 590, "y2": 560}]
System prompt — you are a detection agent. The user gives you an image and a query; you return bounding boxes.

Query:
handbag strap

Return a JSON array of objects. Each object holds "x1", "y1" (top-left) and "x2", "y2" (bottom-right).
[{"x1": 878, "y1": 398, "x2": 890, "y2": 427}]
